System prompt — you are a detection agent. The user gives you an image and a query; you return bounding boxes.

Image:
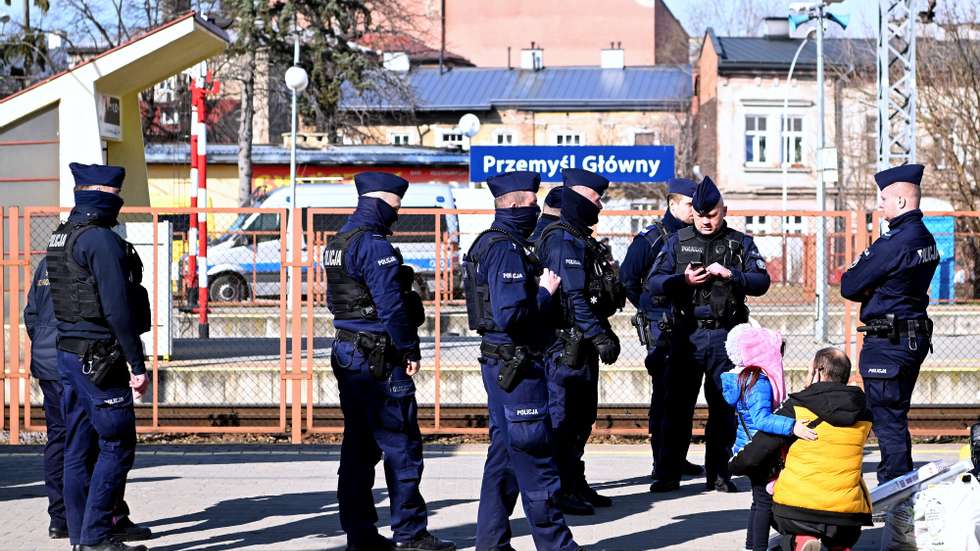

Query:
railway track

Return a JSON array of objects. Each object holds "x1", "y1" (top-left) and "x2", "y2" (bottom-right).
[{"x1": 28, "y1": 405, "x2": 979, "y2": 437}]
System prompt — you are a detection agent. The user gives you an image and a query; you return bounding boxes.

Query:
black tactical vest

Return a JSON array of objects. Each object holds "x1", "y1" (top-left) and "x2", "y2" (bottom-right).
[
  {"x1": 46, "y1": 222, "x2": 103, "y2": 323},
  {"x1": 463, "y1": 228, "x2": 541, "y2": 334},
  {"x1": 672, "y1": 226, "x2": 747, "y2": 322},
  {"x1": 323, "y1": 228, "x2": 380, "y2": 321},
  {"x1": 539, "y1": 222, "x2": 626, "y2": 323},
  {"x1": 46, "y1": 221, "x2": 151, "y2": 333}
]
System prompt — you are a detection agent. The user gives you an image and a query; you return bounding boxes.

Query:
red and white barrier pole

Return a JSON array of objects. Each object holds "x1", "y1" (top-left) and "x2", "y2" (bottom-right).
[
  {"x1": 188, "y1": 62, "x2": 219, "y2": 339},
  {"x1": 187, "y1": 84, "x2": 199, "y2": 312}
]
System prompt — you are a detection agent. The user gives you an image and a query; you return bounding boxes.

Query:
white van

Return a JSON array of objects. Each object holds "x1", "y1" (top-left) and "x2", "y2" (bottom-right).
[{"x1": 194, "y1": 183, "x2": 460, "y2": 302}]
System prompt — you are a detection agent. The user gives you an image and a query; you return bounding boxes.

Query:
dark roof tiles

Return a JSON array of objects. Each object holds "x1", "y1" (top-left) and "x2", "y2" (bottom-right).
[{"x1": 341, "y1": 65, "x2": 692, "y2": 112}]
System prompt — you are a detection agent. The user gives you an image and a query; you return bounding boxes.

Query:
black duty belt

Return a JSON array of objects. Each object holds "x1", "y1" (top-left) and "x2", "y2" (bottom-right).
[
  {"x1": 335, "y1": 328, "x2": 384, "y2": 347},
  {"x1": 480, "y1": 342, "x2": 516, "y2": 360},
  {"x1": 696, "y1": 319, "x2": 727, "y2": 330},
  {"x1": 868, "y1": 318, "x2": 932, "y2": 332},
  {"x1": 480, "y1": 341, "x2": 539, "y2": 360},
  {"x1": 57, "y1": 336, "x2": 96, "y2": 355}
]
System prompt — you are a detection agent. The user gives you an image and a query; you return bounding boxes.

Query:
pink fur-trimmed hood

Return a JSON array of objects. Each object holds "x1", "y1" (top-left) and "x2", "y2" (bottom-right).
[{"x1": 725, "y1": 323, "x2": 786, "y2": 407}]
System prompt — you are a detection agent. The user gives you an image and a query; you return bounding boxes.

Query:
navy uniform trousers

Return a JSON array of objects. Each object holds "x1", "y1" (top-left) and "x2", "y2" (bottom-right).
[
  {"x1": 476, "y1": 355, "x2": 577, "y2": 551},
  {"x1": 331, "y1": 339, "x2": 427, "y2": 546},
  {"x1": 860, "y1": 334, "x2": 930, "y2": 483},
  {"x1": 58, "y1": 350, "x2": 136, "y2": 546},
  {"x1": 39, "y1": 379, "x2": 131, "y2": 535},
  {"x1": 645, "y1": 317, "x2": 670, "y2": 474},
  {"x1": 545, "y1": 344, "x2": 599, "y2": 493},
  {"x1": 39, "y1": 379, "x2": 68, "y2": 532},
  {"x1": 660, "y1": 327, "x2": 737, "y2": 483}
]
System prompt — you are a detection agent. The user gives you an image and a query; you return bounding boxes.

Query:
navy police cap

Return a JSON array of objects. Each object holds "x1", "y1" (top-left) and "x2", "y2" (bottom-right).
[
  {"x1": 69, "y1": 162, "x2": 125, "y2": 189},
  {"x1": 692, "y1": 176, "x2": 722, "y2": 215},
  {"x1": 562, "y1": 168, "x2": 609, "y2": 195},
  {"x1": 875, "y1": 164, "x2": 924, "y2": 191},
  {"x1": 354, "y1": 171, "x2": 409, "y2": 198},
  {"x1": 487, "y1": 171, "x2": 541, "y2": 198},
  {"x1": 544, "y1": 186, "x2": 563, "y2": 208},
  {"x1": 667, "y1": 177, "x2": 697, "y2": 198}
]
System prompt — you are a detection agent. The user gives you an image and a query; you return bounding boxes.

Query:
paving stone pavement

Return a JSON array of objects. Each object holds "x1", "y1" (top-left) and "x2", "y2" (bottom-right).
[{"x1": 0, "y1": 443, "x2": 964, "y2": 551}]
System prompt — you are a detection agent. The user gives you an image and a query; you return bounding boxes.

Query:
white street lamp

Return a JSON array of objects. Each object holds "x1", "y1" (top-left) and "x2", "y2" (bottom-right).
[
  {"x1": 285, "y1": 28, "x2": 308, "y2": 314},
  {"x1": 788, "y1": 2, "x2": 849, "y2": 344},
  {"x1": 781, "y1": 28, "x2": 817, "y2": 285}
]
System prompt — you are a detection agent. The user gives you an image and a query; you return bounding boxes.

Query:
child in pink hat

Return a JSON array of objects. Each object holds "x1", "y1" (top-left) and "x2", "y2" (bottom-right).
[{"x1": 723, "y1": 323, "x2": 817, "y2": 551}]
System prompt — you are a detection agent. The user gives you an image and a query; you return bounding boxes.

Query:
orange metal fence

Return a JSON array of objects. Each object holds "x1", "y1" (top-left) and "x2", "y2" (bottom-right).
[{"x1": 3, "y1": 207, "x2": 978, "y2": 443}]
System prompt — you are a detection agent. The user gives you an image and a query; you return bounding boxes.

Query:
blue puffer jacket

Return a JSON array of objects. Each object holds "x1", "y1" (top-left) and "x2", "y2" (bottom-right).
[{"x1": 722, "y1": 371, "x2": 795, "y2": 455}]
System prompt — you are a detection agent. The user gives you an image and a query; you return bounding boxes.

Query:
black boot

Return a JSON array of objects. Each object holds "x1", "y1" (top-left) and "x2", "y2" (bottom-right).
[
  {"x1": 394, "y1": 531, "x2": 456, "y2": 551},
  {"x1": 682, "y1": 461, "x2": 705, "y2": 477},
  {"x1": 555, "y1": 490, "x2": 595, "y2": 516},
  {"x1": 577, "y1": 482, "x2": 612, "y2": 508},
  {"x1": 110, "y1": 518, "x2": 152, "y2": 541},
  {"x1": 78, "y1": 538, "x2": 148, "y2": 551},
  {"x1": 649, "y1": 479, "x2": 680, "y2": 493},
  {"x1": 347, "y1": 534, "x2": 394, "y2": 551},
  {"x1": 48, "y1": 524, "x2": 69, "y2": 539},
  {"x1": 706, "y1": 476, "x2": 738, "y2": 493}
]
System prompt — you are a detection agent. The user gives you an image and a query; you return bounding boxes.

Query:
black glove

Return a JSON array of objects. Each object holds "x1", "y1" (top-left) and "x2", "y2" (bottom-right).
[{"x1": 592, "y1": 331, "x2": 621, "y2": 365}]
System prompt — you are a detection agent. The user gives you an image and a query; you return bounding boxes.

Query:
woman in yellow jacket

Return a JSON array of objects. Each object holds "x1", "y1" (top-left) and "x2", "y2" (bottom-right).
[{"x1": 731, "y1": 347, "x2": 873, "y2": 551}]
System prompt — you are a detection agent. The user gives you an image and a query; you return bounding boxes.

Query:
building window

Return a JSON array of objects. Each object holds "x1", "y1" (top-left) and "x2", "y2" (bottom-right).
[
  {"x1": 745, "y1": 215, "x2": 767, "y2": 234},
  {"x1": 389, "y1": 132, "x2": 411, "y2": 146},
  {"x1": 783, "y1": 215, "x2": 804, "y2": 234},
  {"x1": 494, "y1": 130, "x2": 515, "y2": 145},
  {"x1": 633, "y1": 130, "x2": 661, "y2": 145},
  {"x1": 160, "y1": 110, "x2": 179, "y2": 126},
  {"x1": 439, "y1": 130, "x2": 464, "y2": 148},
  {"x1": 552, "y1": 132, "x2": 581, "y2": 146},
  {"x1": 865, "y1": 115, "x2": 877, "y2": 162},
  {"x1": 745, "y1": 115, "x2": 768, "y2": 164},
  {"x1": 781, "y1": 115, "x2": 804, "y2": 165}
]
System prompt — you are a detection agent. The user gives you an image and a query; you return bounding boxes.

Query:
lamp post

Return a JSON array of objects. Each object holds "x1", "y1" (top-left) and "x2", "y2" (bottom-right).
[
  {"x1": 781, "y1": 29, "x2": 816, "y2": 285},
  {"x1": 284, "y1": 29, "x2": 308, "y2": 313},
  {"x1": 788, "y1": 1, "x2": 849, "y2": 344}
]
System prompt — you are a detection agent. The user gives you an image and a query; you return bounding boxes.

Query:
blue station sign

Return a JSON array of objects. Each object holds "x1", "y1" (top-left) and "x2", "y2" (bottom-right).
[{"x1": 469, "y1": 145, "x2": 675, "y2": 183}]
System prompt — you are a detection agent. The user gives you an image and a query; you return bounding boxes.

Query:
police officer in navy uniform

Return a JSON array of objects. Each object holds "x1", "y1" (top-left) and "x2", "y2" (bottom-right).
[
  {"x1": 841, "y1": 164, "x2": 938, "y2": 484},
  {"x1": 618, "y1": 178, "x2": 704, "y2": 484},
  {"x1": 25, "y1": 258, "x2": 151, "y2": 545},
  {"x1": 648, "y1": 176, "x2": 771, "y2": 493},
  {"x1": 46, "y1": 163, "x2": 152, "y2": 551},
  {"x1": 465, "y1": 171, "x2": 582, "y2": 551},
  {"x1": 536, "y1": 168, "x2": 624, "y2": 515},
  {"x1": 324, "y1": 172, "x2": 455, "y2": 551},
  {"x1": 529, "y1": 186, "x2": 563, "y2": 244}
]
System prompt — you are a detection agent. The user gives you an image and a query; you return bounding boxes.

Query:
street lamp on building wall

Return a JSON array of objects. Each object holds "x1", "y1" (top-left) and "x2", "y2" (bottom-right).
[{"x1": 788, "y1": 1, "x2": 849, "y2": 344}]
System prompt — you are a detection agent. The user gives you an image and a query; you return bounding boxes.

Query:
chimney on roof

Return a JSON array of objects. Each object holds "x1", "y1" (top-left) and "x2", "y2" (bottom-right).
[
  {"x1": 520, "y1": 42, "x2": 544, "y2": 71},
  {"x1": 763, "y1": 16, "x2": 790, "y2": 39},
  {"x1": 601, "y1": 41, "x2": 625, "y2": 69},
  {"x1": 383, "y1": 51, "x2": 410, "y2": 72}
]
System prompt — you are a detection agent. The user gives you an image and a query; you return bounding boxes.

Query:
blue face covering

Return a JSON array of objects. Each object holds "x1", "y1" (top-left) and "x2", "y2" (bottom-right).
[
  {"x1": 73, "y1": 190, "x2": 124, "y2": 221},
  {"x1": 496, "y1": 205, "x2": 540, "y2": 238},
  {"x1": 356, "y1": 196, "x2": 399, "y2": 229},
  {"x1": 562, "y1": 189, "x2": 600, "y2": 228}
]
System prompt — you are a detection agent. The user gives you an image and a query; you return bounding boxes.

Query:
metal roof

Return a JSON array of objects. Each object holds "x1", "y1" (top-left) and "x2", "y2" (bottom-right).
[
  {"x1": 707, "y1": 29, "x2": 874, "y2": 72},
  {"x1": 341, "y1": 65, "x2": 692, "y2": 112},
  {"x1": 144, "y1": 143, "x2": 469, "y2": 165}
]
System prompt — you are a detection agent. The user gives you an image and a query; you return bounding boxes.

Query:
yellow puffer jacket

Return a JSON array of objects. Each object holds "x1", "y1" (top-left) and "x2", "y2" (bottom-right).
[{"x1": 771, "y1": 383, "x2": 874, "y2": 526}]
